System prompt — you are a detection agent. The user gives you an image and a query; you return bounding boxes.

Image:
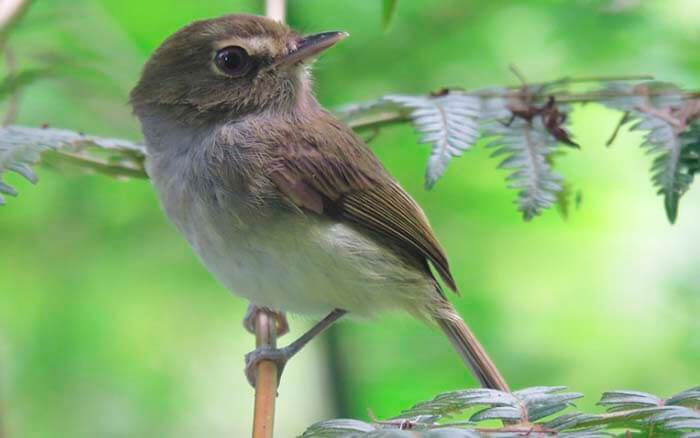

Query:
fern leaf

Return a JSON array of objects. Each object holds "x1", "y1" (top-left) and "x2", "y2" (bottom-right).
[
  {"x1": 666, "y1": 386, "x2": 700, "y2": 408},
  {"x1": 601, "y1": 82, "x2": 697, "y2": 223},
  {"x1": 301, "y1": 386, "x2": 700, "y2": 437},
  {"x1": 484, "y1": 116, "x2": 564, "y2": 220},
  {"x1": 300, "y1": 418, "x2": 376, "y2": 437},
  {"x1": 385, "y1": 93, "x2": 481, "y2": 188},
  {"x1": 382, "y1": 0, "x2": 399, "y2": 29},
  {"x1": 597, "y1": 390, "x2": 663, "y2": 411},
  {"x1": 479, "y1": 90, "x2": 571, "y2": 220},
  {"x1": 0, "y1": 126, "x2": 146, "y2": 204}
]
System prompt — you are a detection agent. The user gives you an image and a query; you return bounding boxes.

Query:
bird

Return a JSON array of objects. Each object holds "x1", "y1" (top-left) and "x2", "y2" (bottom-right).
[{"x1": 130, "y1": 14, "x2": 508, "y2": 392}]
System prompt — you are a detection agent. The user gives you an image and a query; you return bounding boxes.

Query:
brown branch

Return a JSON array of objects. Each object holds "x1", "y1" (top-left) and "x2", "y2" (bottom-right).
[
  {"x1": 251, "y1": 310, "x2": 279, "y2": 438},
  {"x1": 250, "y1": 1, "x2": 286, "y2": 437}
]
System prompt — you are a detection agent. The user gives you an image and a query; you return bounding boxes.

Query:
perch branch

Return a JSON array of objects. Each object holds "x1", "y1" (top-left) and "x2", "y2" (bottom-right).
[
  {"x1": 249, "y1": 2, "x2": 286, "y2": 438},
  {"x1": 251, "y1": 310, "x2": 279, "y2": 438}
]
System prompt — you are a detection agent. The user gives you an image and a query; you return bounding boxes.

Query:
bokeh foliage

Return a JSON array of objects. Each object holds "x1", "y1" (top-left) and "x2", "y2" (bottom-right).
[{"x1": 1, "y1": 1, "x2": 699, "y2": 437}]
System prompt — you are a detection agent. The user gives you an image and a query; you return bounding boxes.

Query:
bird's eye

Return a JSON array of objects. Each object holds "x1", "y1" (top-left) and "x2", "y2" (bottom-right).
[{"x1": 214, "y1": 46, "x2": 252, "y2": 77}]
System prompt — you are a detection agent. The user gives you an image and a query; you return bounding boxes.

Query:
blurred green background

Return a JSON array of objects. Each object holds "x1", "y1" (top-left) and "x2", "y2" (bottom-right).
[{"x1": 1, "y1": 0, "x2": 699, "y2": 436}]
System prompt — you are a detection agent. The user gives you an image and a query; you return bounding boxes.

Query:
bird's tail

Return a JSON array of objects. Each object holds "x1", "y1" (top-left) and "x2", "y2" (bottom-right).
[{"x1": 434, "y1": 310, "x2": 510, "y2": 392}]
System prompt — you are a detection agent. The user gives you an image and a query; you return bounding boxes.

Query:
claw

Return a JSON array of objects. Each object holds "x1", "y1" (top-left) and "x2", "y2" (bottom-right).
[
  {"x1": 244, "y1": 345, "x2": 291, "y2": 388},
  {"x1": 242, "y1": 309, "x2": 347, "y2": 388},
  {"x1": 243, "y1": 305, "x2": 289, "y2": 337}
]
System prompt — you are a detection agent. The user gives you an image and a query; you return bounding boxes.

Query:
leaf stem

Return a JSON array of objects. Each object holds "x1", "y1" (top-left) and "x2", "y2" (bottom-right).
[{"x1": 43, "y1": 150, "x2": 147, "y2": 179}]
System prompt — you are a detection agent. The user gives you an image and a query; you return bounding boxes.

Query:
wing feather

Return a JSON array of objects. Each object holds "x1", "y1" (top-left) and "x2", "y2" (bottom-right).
[{"x1": 268, "y1": 111, "x2": 458, "y2": 292}]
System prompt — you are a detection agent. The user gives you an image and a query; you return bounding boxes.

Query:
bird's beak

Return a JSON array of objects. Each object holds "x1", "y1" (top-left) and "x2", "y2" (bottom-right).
[{"x1": 274, "y1": 31, "x2": 349, "y2": 67}]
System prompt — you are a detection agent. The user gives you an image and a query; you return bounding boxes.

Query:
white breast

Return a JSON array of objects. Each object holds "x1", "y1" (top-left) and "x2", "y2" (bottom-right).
[
  {"x1": 187, "y1": 198, "x2": 435, "y2": 318},
  {"x1": 151, "y1": 171, "x2": 434, "y2": 318},
  {"x1": 145, "y1": 135, "x2": 435, "y2": 319}
]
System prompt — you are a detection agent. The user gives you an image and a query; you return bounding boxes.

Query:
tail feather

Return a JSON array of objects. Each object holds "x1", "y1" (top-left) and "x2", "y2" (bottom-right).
[{"x1": 435, "y1": 313, "x2": 510, "y2": 392}]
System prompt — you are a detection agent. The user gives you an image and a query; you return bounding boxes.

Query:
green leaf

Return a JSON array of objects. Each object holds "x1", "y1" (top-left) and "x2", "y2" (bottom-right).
[
  {"x1": 301, "y1": 387, "x2": 700, "y2": 436},
  {"x1": 382, "y1": 0, "x2": 399, "y2": 29},
  {"x1": 600, "y1": 83, "x2": 699, "y2": 224},
  {"x1": 597, "y1": 390, "x2": 663, "y2": 411},
  {"x1": 300, "y1": 418, "x2": 376, "y2": 437},
  {"x1": 485, "y1": 112, "x2": 565, "y2": 221},
  {"x1": 0, "y1": 68, "x2": 53, "y2": 101},
  {"x1": 666, "y1": 386, "x2": 700, "y2": 408},
  {"x1": 0, "y1": 126, "x2": 146, "y2": 205},
  {"x1": 384, "y1": 93, "x2": 481, "y2": 189}
]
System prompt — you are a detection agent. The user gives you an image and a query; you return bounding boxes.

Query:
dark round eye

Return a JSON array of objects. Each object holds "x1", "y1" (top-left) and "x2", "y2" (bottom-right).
[{"x1": 214, "y1": 46, "x2": 252, "y2": 77}]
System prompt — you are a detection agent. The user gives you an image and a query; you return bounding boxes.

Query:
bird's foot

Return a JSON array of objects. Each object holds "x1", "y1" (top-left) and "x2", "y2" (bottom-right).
[
  {"x1": 243, "y1": 309, "x2": 347, "y2": 388},
  {"x1": 244, "y1": 345, "x2": 292, "y2": 388},
  {"x1": 242, "y1": 304, "x2": 289, "y2": 337}
]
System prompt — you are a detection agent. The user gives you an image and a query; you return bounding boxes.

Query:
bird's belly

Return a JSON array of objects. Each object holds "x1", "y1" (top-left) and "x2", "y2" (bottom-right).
[{"x1": 172, "y1": 199, "x2": 433, "y2": 318}]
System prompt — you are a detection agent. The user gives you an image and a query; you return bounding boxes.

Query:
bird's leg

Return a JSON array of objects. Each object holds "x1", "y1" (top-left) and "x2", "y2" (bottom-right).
[
  {"x1": 243, "y1": 304, "x2": 289, "y2": 337},
  {"x1": 245, "y1": 309, "x2": 347, "y2": 387}
]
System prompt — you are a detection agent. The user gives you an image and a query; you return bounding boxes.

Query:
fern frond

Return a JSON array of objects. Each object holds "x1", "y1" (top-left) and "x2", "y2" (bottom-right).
[
  {"x1": 302, "y1": 386, "x2": 700, "y2": 437},
  {"x1": 483, "y1": 115, "x2": 564, "y2": 221},
  {"x1": 384, "y1": 93, "x2": 481, "y2": 189},
  {"x1": 395, "y1": 386, "x2": 581, "y2": 426},
  {"x1": 601, "y1": 82, "x2": 698, "y2": 223},
  {"x1": 0, "y1": 126, "x2": 146, "y2": 204},
  {"x1": 597, "y1": 389, "x2": 663, "y2": 412}
]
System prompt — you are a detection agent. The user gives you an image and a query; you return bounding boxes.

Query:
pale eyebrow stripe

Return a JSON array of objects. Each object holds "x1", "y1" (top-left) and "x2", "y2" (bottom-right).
[{"x1": 213, "y1": 36, "x2": 286, "y2": 57}]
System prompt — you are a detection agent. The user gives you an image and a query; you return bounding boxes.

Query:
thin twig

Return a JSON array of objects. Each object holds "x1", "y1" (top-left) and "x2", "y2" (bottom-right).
[
  {"x1": 42, "y1": 150, "x2": 147, "y2": 179},
  {"x1": 346, "y1": 110, "x2": 410, "y2": 130},
  {"x1": 509, "y1": 64, "x2": 529, "y2": 87},
  {"x1": 250, "y1": 2, "x2": 286, "y2": 437},
  {"x1": 606, "y1": 111, "x2": 630, "y2": 147},
  {"x1": 265, "y1": 0, "x2": 285, "y2": 23},
  {"x1": 3, "y1": 46, "x2": 19, "y2": 126},
  {"x1": 251, "y1": 310, "x2": 279, "y2": 438},
  {"x1": 0, "y1": 0, "x2": 31, "y2": 46}
]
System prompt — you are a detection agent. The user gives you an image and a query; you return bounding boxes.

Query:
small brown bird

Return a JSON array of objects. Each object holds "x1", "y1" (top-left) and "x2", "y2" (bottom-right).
[{"x1": 130, "y1": 14, "x2": 508, "y2": 391}]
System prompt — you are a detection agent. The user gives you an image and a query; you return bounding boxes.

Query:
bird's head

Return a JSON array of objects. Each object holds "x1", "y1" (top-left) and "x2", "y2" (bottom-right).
[{"x1": 130, "y1": 14, "x2": 347, "y2": 120}]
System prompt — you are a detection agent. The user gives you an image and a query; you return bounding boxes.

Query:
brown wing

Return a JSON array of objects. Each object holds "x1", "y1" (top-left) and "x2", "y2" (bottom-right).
[{"x1": 268, "y1": 112, "x2": 458, "y2": 292}]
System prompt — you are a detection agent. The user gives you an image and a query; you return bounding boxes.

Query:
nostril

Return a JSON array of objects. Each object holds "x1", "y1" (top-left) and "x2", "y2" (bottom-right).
[{"x1": 287, "y1": 39, "x2": 299, "y2": 54}]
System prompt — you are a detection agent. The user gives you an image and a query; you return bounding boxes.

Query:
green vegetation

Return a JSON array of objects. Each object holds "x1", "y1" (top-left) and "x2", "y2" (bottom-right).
[{"x1": 0, "y1": 1, "x2": 698, "y2": 437}]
